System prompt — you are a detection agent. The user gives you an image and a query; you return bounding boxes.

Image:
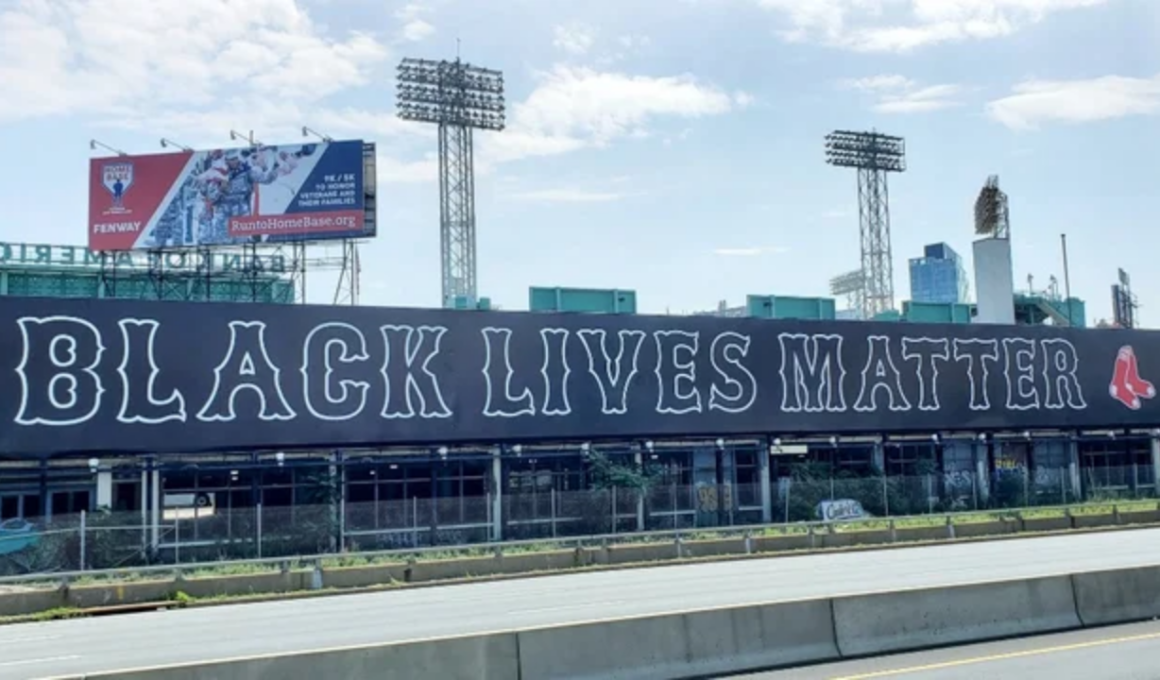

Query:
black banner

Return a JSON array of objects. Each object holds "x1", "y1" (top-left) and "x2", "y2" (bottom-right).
[{"x1": 2, "y1": 297, "x2": 1157, "y2": 456}]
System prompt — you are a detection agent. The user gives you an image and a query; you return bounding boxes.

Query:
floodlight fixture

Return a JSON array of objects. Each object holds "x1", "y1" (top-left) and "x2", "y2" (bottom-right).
[
  {"x1": 302, "y1": 126, "x2": 333, "y2": 142},
  {"x1": 824, "y1": 129, "x2": 908, "y2": 320},
  {"x1": 90, "y1": 139, "x2": 127, "y2": 156},
  {"x1": 396, "y1": 58, "x2": 507, "y2": 132},
  {"x1": 829, "y1": 269, "x2": 865, "y2": 296},
  {"x1": 824, "y1": 130, "x2": 906, "y2": 172},
  {"x1": 229, "y1": 129, "x2": 263, "y2": 147},
  {"x1": 396, "y1": 56, "x2": 508, "y2": 309},
  {"x1": 974, "y1": 175, "x2": 1010, "y2": 239},
  {"x1": 160, "y1": 138, "x2": 193, "y2": 152}
]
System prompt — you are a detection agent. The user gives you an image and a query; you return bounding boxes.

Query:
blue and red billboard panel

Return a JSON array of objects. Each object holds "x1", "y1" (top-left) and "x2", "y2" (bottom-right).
[{"x1": 88, "y1": 140, "x2": 374, "y2": 251}]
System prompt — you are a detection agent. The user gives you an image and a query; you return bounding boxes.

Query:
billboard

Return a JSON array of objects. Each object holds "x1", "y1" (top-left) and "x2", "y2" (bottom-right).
[
  {"x1": 2, "y1": 297, "x2": 1160, "y2": 457},
  {"x1": 88, "y1": 140, "x2": 375, "y2": 251}
]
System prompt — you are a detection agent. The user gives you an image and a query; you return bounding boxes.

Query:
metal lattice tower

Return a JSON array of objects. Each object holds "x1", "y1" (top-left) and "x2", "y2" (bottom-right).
[
  {"x1": 397, "y1": 58, "x2": 506, "y2": 308},
  {"x1": 825, "y1": 130, "x2": 907, "y2": 320}
]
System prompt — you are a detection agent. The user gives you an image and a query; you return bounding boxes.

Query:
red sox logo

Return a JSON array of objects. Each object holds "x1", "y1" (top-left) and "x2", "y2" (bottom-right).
[{"x1": 1110, "y1": 345, "x2": 1155, "y2": 410}]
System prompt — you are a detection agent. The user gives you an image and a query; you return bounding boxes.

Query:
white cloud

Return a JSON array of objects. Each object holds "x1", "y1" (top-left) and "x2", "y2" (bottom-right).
[
  {"x1": 394, "y1": 2, "x2": 435, "y2": 42},
  {"x1": 987, "y1": 74, "x2": 1160, "y2": 129},
  {"x1": 553, "y1": 24, "x2": 596, "y2": 55},
  {"x1": 498, "y1": 66, "x2": 747, "y2": 149},
  {"x1": 401, "y1": 19, "x2": 435, "y2": 42},
  {"x1": 0, "y1": 0, "x2": 390, "y2": 124},
  {"x1": 758, "y1": 0, "x2": 1109, "y2": 52},
  {"x1": 841, "y1": 74, "x2": 963, "y2": 113},
  {"x1": 505, "y1": 188, "x2": 627, "y2": 203}
]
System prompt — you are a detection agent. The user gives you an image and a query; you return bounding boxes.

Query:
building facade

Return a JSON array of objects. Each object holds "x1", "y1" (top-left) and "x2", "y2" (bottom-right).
[
  {"x1": 0, "y1": 258, "x2": 1155, "y2": 575},
  {"x1": 909, "y1": 242, "x2": 969, "y2": 305}
]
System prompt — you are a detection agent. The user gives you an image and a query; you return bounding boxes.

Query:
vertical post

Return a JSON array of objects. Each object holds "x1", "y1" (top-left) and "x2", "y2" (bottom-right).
[
  {"x1": 150, "y1": 465, "x2": 161, "y2": 554},
  {"x1": 1151, "y1": 436, "x2": 1160, "y2": 496},
  {"x1": 634, "y1": 450, "x2": 646, "y2": 532},
  {"x1": 491, "y1": 448, "x2": 503, "y2": 542},
  {"x1": 784, "y1": 478, "x2": 792, "y2": 523},
  {"x1": 256, "y1": 503, "x2": 263, "y2": 559},
  {"x1": 79, "y1": 510, "x2": 87, "y2": 571},
  {"x1": 174, "y1": 515, "x2": 180, "y2": 564},
  {"x1": 1061, "y1": 234, "x2": 1073, "y2": 325},
  {"x1": 550, "y1": 487, "x2": 557, "y2": 538},
  {"x1": 139, "y1": 467, "x2": 148, "y2": 555},
  {"x1": 759, "y1": 446, "x2": 772, "y2": 524}
]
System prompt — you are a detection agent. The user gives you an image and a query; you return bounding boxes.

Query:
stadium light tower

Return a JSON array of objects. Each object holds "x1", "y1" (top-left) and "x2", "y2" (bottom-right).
[
  {"x1": 825, "y1": 130, "x2": 907, "y2": 319},
  {"x1": 397, "y1": 57, "x2": 506, "y2": 308}
]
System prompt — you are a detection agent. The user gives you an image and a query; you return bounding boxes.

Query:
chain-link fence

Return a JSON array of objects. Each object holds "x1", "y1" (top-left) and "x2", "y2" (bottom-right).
[{"x1": 0, "y1": 464, "x2": 1154, "y2": 575}]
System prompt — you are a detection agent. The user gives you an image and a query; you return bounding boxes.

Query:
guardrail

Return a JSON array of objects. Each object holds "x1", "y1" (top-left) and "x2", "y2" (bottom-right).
[{"x1": 1, "y1": 499, "x2": 1155, "y2": 592}]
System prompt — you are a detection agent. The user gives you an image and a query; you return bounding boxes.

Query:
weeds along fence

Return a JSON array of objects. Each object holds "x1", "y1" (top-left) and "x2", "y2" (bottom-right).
[{"x1": 0, "y1": 465, "x2": 1152, "y2": 576}]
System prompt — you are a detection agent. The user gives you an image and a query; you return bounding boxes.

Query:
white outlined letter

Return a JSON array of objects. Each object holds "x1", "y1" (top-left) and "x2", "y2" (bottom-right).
[
  {"x1": 481, "y1": 327, "x2": 535, "y2": 418},
  {"x1": 1003, "y1": 337, "x2": 1039, "y2": 411},
  {"x1": 540, "y1": 328, "x2": 572, "y2": 417},
  {"x1": 16, "y1": 316, "x2": 107, "y2": 426},
  {"x1": 655, "y1": 330, "x2": 701, "y2": 415},
  {"x1": 901, "y1": 337, "x2": 950, "y2": 412},
  {"x1": 778, "y1": 333, "x2": 846, "y2": 413},
  {"x1": 117, "y1": 319, "x2": 186, "y2": 424},
  {"x1": 302, "y1": 322, "x2": 371, "y2": 421},
  {"x1": 709, "y1": 332, "x2": 757, "y2": 414},
  {"x1": 854, "y1": 336, "x2": 911, "y2": 412},
  {"x1": 953, "y1": 339, "x2": 1000, "y2": 411},
  {"x1": 197, "y1": 321, "x2": 296, "y2": 422},
  {"x1": 577, "y1": 329, "x2": 645, "y2": 415},
  {"x1": 1040, "y1": 338, "x2": 1086, "y2": 410},
  {"x1": 381, "y1": 325, "x2": 452, "y2": 419}
]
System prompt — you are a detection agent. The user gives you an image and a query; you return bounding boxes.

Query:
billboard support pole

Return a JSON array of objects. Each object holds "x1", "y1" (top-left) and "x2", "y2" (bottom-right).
[{"x1": 334, "y1": 239, "x2": 360, "y2": 306}]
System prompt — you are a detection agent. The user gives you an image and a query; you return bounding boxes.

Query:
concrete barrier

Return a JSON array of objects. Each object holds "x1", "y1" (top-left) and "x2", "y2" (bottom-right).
[
  {"x1": 516, "y1": 599, "x2": 838, "y2": 680},
  {"x1": 1072, "y1": 564, "x2": 1160, "y2": 626},
  {"x1": 70, "y1": 632, "x2": 520, "y2": 680},
  {"x1": 832, "y1": 575, "x2": 1080, "y2": 657},
  {"x1": 48, "y1": 566, "x2": 1160, "y2": 680}
]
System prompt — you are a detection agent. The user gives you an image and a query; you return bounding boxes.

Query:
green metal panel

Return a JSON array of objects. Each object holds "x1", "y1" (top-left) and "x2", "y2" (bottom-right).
[
  {"x1": 746, "y1": 295, "x2": 836, "y2": 320},
  {"x1": 529, "y1": 287, "x2": 637, "y2": 314},
  {"x1": 0, "y1": 269, "x2": 294, "y2": 304},
  {"x1": 871, "y1": 310, "x2": 903, "y2": 322},
  {"x1": 901, "y1": 301, "x2": 974, "y2": 324}
]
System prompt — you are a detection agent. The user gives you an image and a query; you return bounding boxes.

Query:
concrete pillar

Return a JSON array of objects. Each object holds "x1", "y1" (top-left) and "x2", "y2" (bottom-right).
[
  {"x1": 96, "y1": 471, "x2": 113, "y2": 510},
  {"x1": 491, "y1": 449, "x2": 503, "y2": 542},
  {"x1": 759, "y1": 445, "x2": 772, "y2": 523}
]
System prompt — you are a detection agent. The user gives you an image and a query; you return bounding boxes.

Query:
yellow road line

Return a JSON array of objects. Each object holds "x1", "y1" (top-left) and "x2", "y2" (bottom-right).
[{"x1": 831, "y1": 630, "x2": 1160, "y2": 679}]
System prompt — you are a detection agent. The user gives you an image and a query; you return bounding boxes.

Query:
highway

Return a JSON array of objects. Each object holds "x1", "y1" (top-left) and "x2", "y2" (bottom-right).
[
  {"x1": 3, "y1": 527, "x2": 1160, "y2": 679},
  {"x1": 734, "y1": 620, "x2": 1160, "y2": 679}
]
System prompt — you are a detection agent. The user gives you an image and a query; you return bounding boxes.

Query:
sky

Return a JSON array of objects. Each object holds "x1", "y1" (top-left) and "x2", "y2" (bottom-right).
[{"x1": 1, "y1": 0, "x2": 1159, "y2": 323}]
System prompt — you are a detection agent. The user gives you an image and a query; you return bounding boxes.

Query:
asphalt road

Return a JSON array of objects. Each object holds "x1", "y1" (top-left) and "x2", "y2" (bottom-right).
[
  {"x1": 4, "y1": 527, "x2": 1160, "y2": 679},
  {"x1": 730, "y1": 620, "x2": 1160, "y2": 679}
]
